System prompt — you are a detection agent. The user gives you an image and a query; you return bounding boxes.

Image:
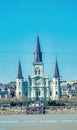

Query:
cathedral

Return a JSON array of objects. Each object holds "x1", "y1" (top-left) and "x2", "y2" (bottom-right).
[{"x1": 16, "y1": 35, "x2": 61, "y2": 101}]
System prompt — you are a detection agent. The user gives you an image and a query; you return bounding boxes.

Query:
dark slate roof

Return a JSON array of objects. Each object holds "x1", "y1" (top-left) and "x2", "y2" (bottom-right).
[
  {"x1": 34, "y1": 35, "x2": 42, "y2": 62},
  {"x1": 54, "y1": 58, "x2": 60, "y2": 78},
  {"x1": 17, "y1": 61, "x2": 23, "y2": 79}
]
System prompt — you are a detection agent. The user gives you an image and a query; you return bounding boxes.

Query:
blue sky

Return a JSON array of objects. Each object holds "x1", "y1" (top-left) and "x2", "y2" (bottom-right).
[{"x1": 0, "y1": 0, "x2": 77, "y2": 83}]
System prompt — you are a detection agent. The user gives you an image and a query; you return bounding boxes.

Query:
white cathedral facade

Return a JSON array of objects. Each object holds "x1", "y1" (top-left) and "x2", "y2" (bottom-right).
[{"x1": 16, "y1": 35, "x2": 61, "y2": 101}]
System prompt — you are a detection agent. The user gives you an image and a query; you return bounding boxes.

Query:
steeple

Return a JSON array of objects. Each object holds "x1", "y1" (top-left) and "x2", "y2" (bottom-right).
[
  {"x1": 34, "y1": 34, "x2": 42, "y2": 62},
  {"x1": 17, "y1": 61, "x2": 23, "y2": 79},
  {"x1": 54, "y1": 57, "x2": 60, "y2": 78}
]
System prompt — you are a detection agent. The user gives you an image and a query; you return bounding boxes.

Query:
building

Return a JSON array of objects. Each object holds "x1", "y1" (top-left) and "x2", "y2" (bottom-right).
[
  {"x1": 0, "y1": 84, "x2": 8, "y2": 99},
  {"x1": 60, "y1": 81, "x2": 68, "y2": 98},
  {"x1": 7, "y1": 82, "x2": 16, "y2": 98},
  {"x1": 51, "y1": 58, "x2": 61, "y2": 100},
  {"x1": 28, "y1": 35, "x2": 49, "y2": 100},
  {"x1": 16, "y1": 35, "x2": 61, "y2": 101},
  {"x1": 68, "y1": 82, "x2": 77, "y2": 98},
  {"x1": 16, "y1": 61, "x2": 28, "y2": 100}
]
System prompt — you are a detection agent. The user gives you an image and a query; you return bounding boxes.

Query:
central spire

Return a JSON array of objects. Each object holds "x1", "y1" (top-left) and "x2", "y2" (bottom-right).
[
  {"x1": 34, "y1": 34, "x2": 42, "y2": 62},
  {"x1": 54, "y1": 57, "x2": 60, "y2": 78},
  {"x1": 17, "y1": 61, "x2": 23, "y2": 79}
]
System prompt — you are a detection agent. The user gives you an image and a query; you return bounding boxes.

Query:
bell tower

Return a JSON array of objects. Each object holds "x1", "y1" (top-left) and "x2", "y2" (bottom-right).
[
  {"x1": 33, "y1": 34, "x2": 44, "y2": 76},
  {"x1": 16, "y1": 61, "x2": 25, "y2": 100},
  {"x1": 52, "y1": 58, "x2": 61, "y2": 100},
  {"x1": 28, "y1": 34, "x2": 49, "y2": 100}
]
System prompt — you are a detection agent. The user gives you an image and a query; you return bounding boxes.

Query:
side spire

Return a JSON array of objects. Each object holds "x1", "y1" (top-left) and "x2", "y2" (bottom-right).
[
  {"x1": 34, "y1": 34, "x2": 42, "y2": 62},
  {"x1": 17, "y1": 60, "x2": 23, "y2": 79},
  {"x1": 53, "y1": 57, "x2": 60, "y2": 78}
]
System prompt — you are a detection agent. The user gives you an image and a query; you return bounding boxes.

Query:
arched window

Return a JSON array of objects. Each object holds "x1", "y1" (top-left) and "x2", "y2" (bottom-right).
[
  {"x1": 44, "y1": 80, "x2": 46, "y2": 86},
  {"x1": 38, "y1": 69, "x2": 40, "y2": 75},
  {"x1": 35, "y1": 69, "x2": 37, "y2": 75},
  {"x1": 39, "y1": 91, "x2": 41, "y2": 96},
  {"x1": 19, "y1": 92, "x2": 21, "y2": 96},
  {"x1": 19, "y1": 82, "x2": 21, "y2": 90},
  {"x1": 25, "y1": 91, "x2": 27, "y2": 96},
  {"x1": 55, "y1": 81, "x2": 57, "y2": 85},
  {"x1": 50, "y1": 91, "x2": 52, "y2": 96},
  {"x1": 56, "y1": 91, "x2": 58, "y2": 95}
]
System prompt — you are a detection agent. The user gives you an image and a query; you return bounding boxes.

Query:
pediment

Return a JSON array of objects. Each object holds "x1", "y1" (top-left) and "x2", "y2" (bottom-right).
[{"x1": 32, "y1": 75, "x2": 43, "y2": 80}]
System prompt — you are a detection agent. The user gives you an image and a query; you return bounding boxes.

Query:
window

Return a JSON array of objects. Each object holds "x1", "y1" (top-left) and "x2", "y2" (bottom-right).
[
  {"x1": 35, "y1": 69, "x2": 37, "y2": 75},
  {"x1": 39, "y1": 91, "x2": 41, "y2": 96},
  {"x1": 55, "y1": 81, "x2": 57, "y2": 85},
  {"x1": 36, "y1": 91, "x2": 38, "y2": 97},
  {"x1": 25, "y1": 92, "x2": 27, "y2": 96},
  {"x1": 50, "y1": 91, "x2": 52, "y2": 96},
  {"x1": 38, "y1": 69, "x2": 40, "y2": 75},
  {"x1": 19, "y1": 92, "x2": 21, "y2": 96},
  {"x1": 19, "y1": 82, "x2": 21, "y2": 90},
  {"x1": 44, "y1": 80, "x2": 46, "y2": 85},
  {"x1": 56, "y1": 91, "x2": 58, "y2": 95}
]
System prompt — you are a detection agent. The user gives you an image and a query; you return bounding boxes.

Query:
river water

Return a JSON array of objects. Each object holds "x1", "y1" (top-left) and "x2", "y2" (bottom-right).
[{"x1": 0, "y1": 114, "x2": 77, "y2": 130}]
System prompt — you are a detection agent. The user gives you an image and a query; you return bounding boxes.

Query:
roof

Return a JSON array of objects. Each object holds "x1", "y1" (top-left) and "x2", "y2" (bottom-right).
[
  {"x1": 17, "y1": 61, "x2": 23, "y2": 79},
  {"x1": 34, "y1": 35, "x2": 42, "y2": 62},
  {"x1": 53, "y1": 58, "x2": 60, "y2": 78}
]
